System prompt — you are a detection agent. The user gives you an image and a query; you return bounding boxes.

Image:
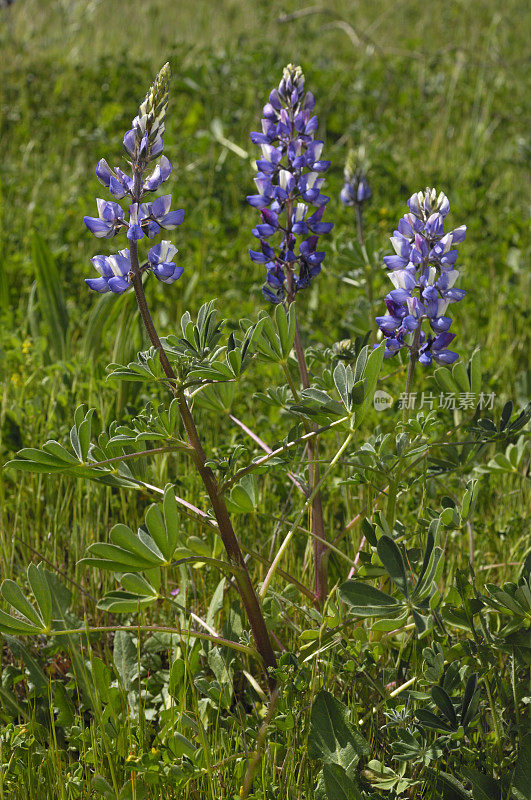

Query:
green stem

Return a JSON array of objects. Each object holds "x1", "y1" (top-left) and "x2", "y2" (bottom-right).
[{"x1": 48, "y1": 625, "x2": 257, "y2": 658}]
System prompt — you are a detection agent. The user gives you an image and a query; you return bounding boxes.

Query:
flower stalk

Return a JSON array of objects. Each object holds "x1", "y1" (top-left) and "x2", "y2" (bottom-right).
[
  {"x1": 83, "y1": 64, "x2": 277, "y2": 679},
  {"x1": 247, "y1": 64, "x2": 334, "y2": 604}
]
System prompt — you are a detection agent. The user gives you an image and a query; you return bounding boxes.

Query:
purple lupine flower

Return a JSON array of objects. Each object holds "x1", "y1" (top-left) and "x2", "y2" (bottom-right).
[
  {"x1": 84, "y1": 199, "x2": 125, "y2": 238},
  {"x1": 85, "y1": 250, "x2": 131, "y2": 294},
  {"x1": 84, "y1": 64, "x2": 184, "y2": 293},
  {"x1": 247, "y1": 64, "x2": 333, "y2": 303},
  {"x1": 148, "y1": 241, "x2": 183, "y2": 284},
  {"x1": 340, "y1": 148, "x2": 372, "y2": 207},
  {"x1": 375, "y1": 188, "x2": 466, "y2": 365}
]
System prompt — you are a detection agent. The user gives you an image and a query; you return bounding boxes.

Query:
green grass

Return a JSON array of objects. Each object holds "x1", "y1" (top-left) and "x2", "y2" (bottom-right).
[{"x1": 0, "y1": 1, "x2": 529, "y2": 798}]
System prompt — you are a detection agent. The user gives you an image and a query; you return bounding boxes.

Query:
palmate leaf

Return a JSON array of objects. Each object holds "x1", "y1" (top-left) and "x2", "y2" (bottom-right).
[
  {"x1": 0, "y1": 563, "x2": 53, "y2": 635},
  {"x1": 79, "y1": 485, "x2": 183, "y2": 572},
  {"x1": 254, "y1": 305, "x2": 296, "y2": 363},
  {"x1": 5, "y1": 406, "x2": 140, "y2": 489}
]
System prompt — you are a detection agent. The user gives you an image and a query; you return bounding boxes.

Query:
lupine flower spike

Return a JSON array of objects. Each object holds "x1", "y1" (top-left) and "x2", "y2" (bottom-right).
[
  {"x1": 247, "y1": 64, "x2": 333, "y2": 303},
  {"x1": 375, "y1": 188, "x2": 466, "y2": 366},
  {"x1": 340, "y1": 148, "x2": 371, "y2": 208},
  {"x1": 84, "y1": 63, "x2": 185, "y2": 292}
]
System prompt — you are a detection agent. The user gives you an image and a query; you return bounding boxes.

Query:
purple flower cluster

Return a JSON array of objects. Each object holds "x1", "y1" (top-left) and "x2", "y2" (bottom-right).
[
  {"x1": 247, "y1": 65, "x2": 333, "y2": 303},
  {"x1": 83, "y1": 63, "x2": 184, "y2": 293},
  {"x1": 376, "y1": 188, "x2": 466, "y2": 366}
]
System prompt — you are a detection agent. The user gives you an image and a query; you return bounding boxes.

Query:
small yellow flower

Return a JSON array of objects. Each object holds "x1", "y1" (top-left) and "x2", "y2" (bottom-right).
[{"x1": 22, "y1": 339, "x2": 32, "y2": 355}]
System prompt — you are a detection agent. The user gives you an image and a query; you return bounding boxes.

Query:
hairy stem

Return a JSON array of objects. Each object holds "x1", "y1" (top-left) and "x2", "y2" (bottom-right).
[
  {"x1": 293, "y1": 313, "x2": 328, "y2": 603},
  {"x1": 49, "y1": 625, "x2": 257, "y2": 658},
  {"x1": 127, "y1": 197, "x2": 276, "y2": 675}
]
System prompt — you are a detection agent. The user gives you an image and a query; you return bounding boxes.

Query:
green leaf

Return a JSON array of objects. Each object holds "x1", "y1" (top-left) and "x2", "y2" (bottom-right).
[
  {"x1": 111, "y1": 523, "x2": 165, "y2": 562},
  {"x1": 322, "y1": 763, "x2": 363, "y2": 800},
  {"x1": 416, "y1": 709, "x2": 453, "y2": 733},
  {"x1": 80, "y1": 543, "x2": 159, "y2": 572},
  {"x1": 433, "y1": 366, "x2": 459, "y2": 395},
  {"x1": 275, "y1": 303, "x2": 295, "y2": 359},
  {"x1": 31, "y1": 232, "x2": 69, "y2": 360},
  {"x1": 352, "y1": 343, "x2": 384, "y2": 429},
  {"x1": 97, "y1": 591, "x2": 158, "y2": 614},
  {"x1": 426, "y1": 768, "x2": 471, "y2": 799},
  {"x1": 27, "y1": 564, "x2": 53, "y2": 630},
  {"x1": 169, "y1": 657, "x2": 186, "y2": 698},
  {"x1": 460, "y1": 673, "x2": 478, "y2": 728},
  {"x1": 431, "y1": 685, "x2": 457, "y2": 728},
  {"x1": 113, "y1": 630, "x2": 137, "y2": 690},
  {"x1": 338, "y1": 580, "x2": 402, "y2": 617},
  {"x1": 226, "y1": 474, "x2": 257, "y2": 513},
  {"x1": 469, "y1": 349, "x2": 482, "y2": 397},
  {"x1": 333, "y1": 362, "x2": 352, "y2": 409},
  {"x1": 162, "y1": 485, "x2": 180, "y2": 556},
  {"x1": 145, "y1": 504, "x2": 171, "y2": 561},
  {"x1": 511, "y1": 734, "x2": 531, "y2": 800},
  {"x1": 377, "y1": 536, "x2": 409, "y2": 598},
  {"x1": 0, "y1": 608, "x2": 42, "y2": 635},
  {"x1": 1, "y1": 579, "x2": 44, "y2": 628},
  {"x1": 4, "y1": 635, "x2": 49, "y2": 695},
  {"x1": 452, "y1": 361, "x2": 470, "y2": 393},
  {"x1": 308, "y1": 690, "x2": 369, "y2": 771},
  {"x1": 461, "y1": 768, "x2": 500, "y2": 800}
]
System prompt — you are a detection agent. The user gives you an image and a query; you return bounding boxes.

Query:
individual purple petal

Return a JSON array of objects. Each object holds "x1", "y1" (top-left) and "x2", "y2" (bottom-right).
[
  {"x1": 444, "y1": 288, "x2": 466, "y2": 302},
  {"x1": 425, "y1": 212, "x2": 444, "y2": 238},
  {"x1": 433, "y1": 350, "x2": 459, "y2": 364},
  {"x1": 143, "y1": 155, "x2": 173, "y2": 191},
  {"x1": 430, "y1": 316, "x2": 453, "y2": 332},
  {"x1": 159, "y1": 209, "x2": 185, "y2": 229},
  {"x1": 85, "y1": 277, "x2": 110, "y2": 292},
  {"x1": 108, "y1": 276, "x2": 130, "y2": 293},
  {"x1": 249, "y1": 249, "x2": 268, "y2": 263},
  {"x1": 149, "y1": 194, "x2": 172, "y2": 219},
  {"x1": 450, "y1": 225, "x2": 467, "y2": 243},
  {"x1": 384, "y1": 255, "x2": 408, "y2": 271},
  {"x1": 250, "y1": 131, "x2": 271, "y2": 145},
  {"x1": 403, "y1": 315, "x2": 419, "y2": 331},
  {"x1": 123, "y1": 129, "x2": 137, "y2": 156},
  {"x1": 95, "y1": 158, "x2": 113, "y2": 187},
  {"x1": 84, "y1": 216, "x2": 114, "y2": 238}
]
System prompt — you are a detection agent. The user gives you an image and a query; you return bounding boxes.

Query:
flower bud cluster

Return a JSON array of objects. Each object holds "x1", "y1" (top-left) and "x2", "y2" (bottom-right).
[
  {"x1": 375, "y1": 188, "x2": 466, "y2": 365},
  {"x1": 247, "y1": 65, "x2": 333, "y2": 303},
  {"x1": 340, "y1": 148, "x2": 371, "y2": 206},
  {"x1": 83, "y1": 63, "x2": 184, "y2": 293}
]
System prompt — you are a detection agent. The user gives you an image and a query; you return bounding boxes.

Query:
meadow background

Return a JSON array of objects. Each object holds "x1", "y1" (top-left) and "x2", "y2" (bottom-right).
[{"x1": 0, "y1": 1, "x2": 529, "y2": 798}]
